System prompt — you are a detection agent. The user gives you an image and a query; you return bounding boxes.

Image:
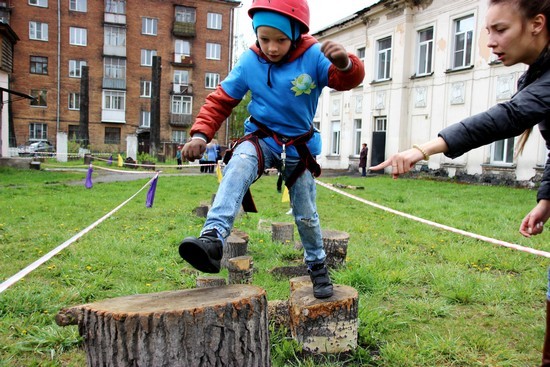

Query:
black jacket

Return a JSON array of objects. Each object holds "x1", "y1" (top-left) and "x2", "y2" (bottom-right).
[{"x1": 439, "y1": 46, "x2": 550, "y2": 201}]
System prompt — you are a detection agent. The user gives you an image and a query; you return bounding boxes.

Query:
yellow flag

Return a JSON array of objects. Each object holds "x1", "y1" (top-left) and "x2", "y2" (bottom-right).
[
  {"x1": 216, "y1": 163, "x2": 223, "y2": 183},
  {"x1": 117, "y1": 154, "x2": 123, "y2": 167},
  {"x1": 281, "y1": 186, "x2": 290, "y2": 203}
]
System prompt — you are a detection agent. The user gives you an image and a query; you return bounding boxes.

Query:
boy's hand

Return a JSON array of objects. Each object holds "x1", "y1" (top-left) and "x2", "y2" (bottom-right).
[
  {"x1": 182, "y1": 139, "x2": 206, "y2": 161},
  {"x1": 321, "y1": 41, "x2": 350, "y2": 70}
]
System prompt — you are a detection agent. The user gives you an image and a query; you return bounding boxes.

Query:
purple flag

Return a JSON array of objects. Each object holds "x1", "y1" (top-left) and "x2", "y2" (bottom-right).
[
  {"x1": 146, "y1": 175, "x2": 158, "y2": 208},
  {"x1": 107, "y1": 155, "x2": 113, "y2": 165},
  {"x1": 85, "y1": 165, "x2": 93, "y2": 189}
]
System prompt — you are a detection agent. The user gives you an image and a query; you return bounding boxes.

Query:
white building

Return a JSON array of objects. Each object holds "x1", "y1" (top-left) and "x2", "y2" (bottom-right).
[{"x1": 313, "y1": 0, "x2": 545, "y2": 182}]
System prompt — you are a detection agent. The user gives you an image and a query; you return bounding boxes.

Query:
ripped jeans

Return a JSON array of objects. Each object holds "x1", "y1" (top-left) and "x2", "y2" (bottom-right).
[{"x1": 202, "y1": 139, "x2": 326, "y2": 266}]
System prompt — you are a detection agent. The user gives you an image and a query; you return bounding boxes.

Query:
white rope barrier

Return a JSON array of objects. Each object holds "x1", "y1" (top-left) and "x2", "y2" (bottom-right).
[
  {"x1": 316, "y1": 180, "x2": 550, "y2": 259},
  {"x1": 0, "y1": 174, "x2": 159, "y2": 294}
]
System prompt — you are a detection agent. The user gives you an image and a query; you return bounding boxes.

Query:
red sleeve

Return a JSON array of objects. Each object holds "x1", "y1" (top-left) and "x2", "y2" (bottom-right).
[
  {"x1": 327, "y1": 54, "x2": 365, "y2": 91},
  {"x1": 190, "y1": 86, "x2": 241, "y2": 141}
]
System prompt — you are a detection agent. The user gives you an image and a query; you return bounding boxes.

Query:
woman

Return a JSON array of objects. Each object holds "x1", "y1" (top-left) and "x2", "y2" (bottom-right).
[{"x1": 371, "y1": 0, "x2": 550, "y2": 364}]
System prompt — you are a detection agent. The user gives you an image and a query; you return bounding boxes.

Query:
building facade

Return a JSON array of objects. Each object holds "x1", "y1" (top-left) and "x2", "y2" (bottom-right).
[
  {"x1": 313, "y1": 0, "x2": 544, "y2": 182},
  {"x1": 5, "y1": 0, "x2": 239, "y2": 157}
]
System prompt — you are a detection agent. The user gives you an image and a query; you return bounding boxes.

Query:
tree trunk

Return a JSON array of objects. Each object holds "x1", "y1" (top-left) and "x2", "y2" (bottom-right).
[
  {"x1": 56, "y1": 285, "x2": 271, "y2": 367},
  {"x1": 221, "y1": 234, "x2": 247, "y2": 268},
  {"x1": 271, "y1": 222, "x2": 294, "y2": 244},
  {"x1": 289, "y1": 284, "x2": 358, "y2": 354},
  {"x1": 195, "y1": 275, "x2": 226, "y2": 288},
  {"x1": 322, "y1": 229, "x2": 350, "y2": 269}
]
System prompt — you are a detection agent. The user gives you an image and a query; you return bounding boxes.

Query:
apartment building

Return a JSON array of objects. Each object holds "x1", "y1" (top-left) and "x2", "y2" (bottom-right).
[
  {"x1": 313, "y1": 0, "x2": 544, "y2": 182},
  {"x1": 4, "y1": 0, "x2": 239, "y2": 157}
]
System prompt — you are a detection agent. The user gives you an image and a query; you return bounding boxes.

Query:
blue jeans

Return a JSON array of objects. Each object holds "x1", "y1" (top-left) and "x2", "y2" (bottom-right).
[{"x1": 202, "y1": 139, "x2": 326, "y2": 266}]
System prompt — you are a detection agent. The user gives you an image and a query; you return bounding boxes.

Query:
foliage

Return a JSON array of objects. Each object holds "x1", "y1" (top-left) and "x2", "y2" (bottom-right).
[{"x1": 0, "y1": 166, "x2": 548, "y2": 366}]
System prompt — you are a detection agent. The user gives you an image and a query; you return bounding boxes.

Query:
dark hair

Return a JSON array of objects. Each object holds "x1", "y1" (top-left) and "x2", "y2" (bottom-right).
[{"x1": 489, "y1": 0, "x2": 550, "y2": 32}]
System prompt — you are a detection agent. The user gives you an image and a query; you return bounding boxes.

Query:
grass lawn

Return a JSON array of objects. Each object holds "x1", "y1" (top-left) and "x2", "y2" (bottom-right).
[{"x1": 0, "y1": 162, "x2": 548, "y2": 366}]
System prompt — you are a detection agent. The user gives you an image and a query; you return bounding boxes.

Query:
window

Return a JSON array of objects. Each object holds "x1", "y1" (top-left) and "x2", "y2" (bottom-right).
[
  {"x1": 205, "y1": 73, "x2": 219, "y2": 89},
  {"x1": 453, "y1": 15, "x2": 474, "y2": 69},
  {"x1": 29, "y1": 0, "x2": 47, "y2": 7},
  {"x1": 140, "y1": 110, "x2": 151, "y2": 128},
  {"x1": 142, "y1": 17, "x2": 158, "y2": 35},
  {"x1": 330, "y1": 121, "x2": 341, "y2": 155},
  {"x1": 104, "y1": 26, "x2": 126, "y2": 47},
  {"x1": 30, "y1": 56, "x2": 48, "y2": 74},
  {"x1": 416, "y1": 27, "x2": 434, "y2": 76},
  {"x1": 171, "y1": 95, "x2": 192, "y2": 114},
  {"x1": 172, "y1": 130, "x2": 187, "y2": 143},
  {"x1": 29, "y1": 22, "x2": 48, "y2": 41},
  {"x1": 103, "y1": 90, "x2": 125, "y2": 111},
  {"x1": 140, "y1": 80, "x2": 151, "y2": 97},
  {"x1": 105, "y1": 0, "x2": 125, "y2": 14},
  {"x1": 376, "y1": 36, "x2": 392, "y2": 80},
  {"x1": 29, "y1": 123, "x2": 48, "y2": 141},
  {"x1": 30, "y1": 89, "x2": 47, "y2": 107},
  {"x1": 104, "y1": 57, "x2": 126, "y2": 79},
  {"x1": 69, "y1": 60, "x2": 86, "y2": 77},
  {"x1": 104, "y1": 127, "x2": 121, "y2": 144},
  {"x1": 141, "y1": 49, "x2": 157, "y2": 66},
  {"x1": 68, "y1": 93, "x2": 80, "y2": 110},
  {"x1": 69, "y1": 0, "x2": 87, "y2": 12},
  {"x1": 492, "y1": 138, "x2": 514, "y2": 164},
  {"x1": 207, "y1": 13, "x2": 222, "y2": 30},
  {"x1": 356, "y1": 47, "x2": 365, "y2": 60},
  {"x1": 175, "y1": 40, "x2": 191, "y2": 62},
  {"x1": 374, "y1": 116, "x2": 387, "y2": 132},
  {"x1": 175, "y1": 6, "x2": 195, "y2": 23},
  {"x1": 70, "y1": 27, "x2": 87, "y2": 46},
  {"x1": 206, "y1": 43, "x2": 221, "y2": 60},
  {"x1": 174, "y1": 70, "x2": 189, "y2": 86},
  {"x1": 353, "y1": 119, "x2": 362, "y2": 155}
]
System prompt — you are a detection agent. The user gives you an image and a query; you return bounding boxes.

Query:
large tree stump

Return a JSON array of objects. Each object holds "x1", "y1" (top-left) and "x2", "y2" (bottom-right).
[
  {"x1": 289, "y1": 275, "x2": 312, "y2": 293},
  {"x1": 55, "y1": 285, "x2": 270, "y2": 367},
  {"x1": 227, "y1": 255, "x2": 253, "y2": 284},
  {"x1": 289, "y1": 285, "x2": 358, "y2": 354},
  {"x1": 272, "y1": 222, "x2": 294, "y2": 244},
  {"x1": 221, "y1": 234, "x2": 248, "y2": 268},
  {"x1": 195, "y1": 275, "x2": 226, "y2": 288},
  {"x1": 322, "y1": 229, "x2": 350, "y2": 268}
]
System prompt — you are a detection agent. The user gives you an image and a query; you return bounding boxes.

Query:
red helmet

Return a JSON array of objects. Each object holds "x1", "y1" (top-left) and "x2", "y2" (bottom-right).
[{"x1": 248, "y1": 0, "x2": 310, "y2": 33}]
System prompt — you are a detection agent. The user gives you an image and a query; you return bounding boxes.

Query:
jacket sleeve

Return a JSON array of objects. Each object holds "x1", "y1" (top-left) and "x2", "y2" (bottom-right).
[
  {"x1": 327, "y1": 54, "x2": 365, "y2": 91},
  {"x1": 190, "y1": 86, "x2": 242, "y2": 141},
  {"x1": 538, "y1": 155, "x2": 550, "y2": 202}
]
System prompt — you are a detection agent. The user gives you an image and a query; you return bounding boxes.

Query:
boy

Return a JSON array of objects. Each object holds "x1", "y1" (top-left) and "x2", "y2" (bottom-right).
[{"x1": 180, "y1": 0, "x2": 364, "y2": 298}]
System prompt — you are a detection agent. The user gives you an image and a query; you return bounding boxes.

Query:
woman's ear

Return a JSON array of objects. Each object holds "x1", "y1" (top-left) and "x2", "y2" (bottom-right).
[{"x1": 531, "y1": 13, "x2": 547, "y2": 36}]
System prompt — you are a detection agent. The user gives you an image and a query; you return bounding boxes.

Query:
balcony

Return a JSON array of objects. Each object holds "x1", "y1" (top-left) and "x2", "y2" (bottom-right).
[
  {"x1": 104, "y1": 12, "x2": 126, "y2": 25},
  {"x1": 103, "y1": 77, "x2": 126, "y2": 90},
  {"x1": 170, "y1": 113, "x2": 193, "y2": 127},
  {"x1": 173, "y1": 21, "x2": 195, "y2": 38},
  {"x1": 173, "y1": 53, "x2": 194, "y2": 67},
  {"x1": 171, "y1": 83, "x2": 193, "y2": 95}
]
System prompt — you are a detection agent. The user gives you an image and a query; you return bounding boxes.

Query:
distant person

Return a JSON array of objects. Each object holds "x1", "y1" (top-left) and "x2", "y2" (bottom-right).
[
  {"x1": 370, "y1": 0, "x2": 550, "y2": 364},
  {"x1": 359, "y1": 143, "x2": 368, "y2": 177},
  {"x1": 180, "y1": 0, "x2": 364, "y2": 299},
  {"x1": 176, "y1": 145, "x2": 183, "y2": 170}
]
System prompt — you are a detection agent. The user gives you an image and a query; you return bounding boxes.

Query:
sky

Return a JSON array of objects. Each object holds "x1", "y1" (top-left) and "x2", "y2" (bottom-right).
[{"x1": 234, "y1": 0, "x2": 379, "y2": 46}]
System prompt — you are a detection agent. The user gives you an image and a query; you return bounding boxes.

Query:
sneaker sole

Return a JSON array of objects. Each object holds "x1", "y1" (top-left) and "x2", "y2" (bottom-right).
[{"x1": 179, "y1": 238, "x2": 221, "y2": 273}]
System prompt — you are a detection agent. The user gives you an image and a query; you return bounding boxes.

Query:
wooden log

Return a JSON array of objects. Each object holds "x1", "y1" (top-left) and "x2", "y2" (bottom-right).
[
  {"x1": 272, "y1": 222, "x2": 294, "y2": 244},
  {"x1": 227, "y1": 255, "x2": 253, "y2": 285},
  {"x1": 195, "y1": 275, "x2": 226, "y2": 288},
  {"x1": 267, "y1": 300, "x2": 290, "y2": 330},
  {"x1": 55, "y1": 285, "x2": 271, "y2": 367},
  {"x1": 322, "y1": 229, "x2": 350, "y2": 269},
  {"x1": 221, "y1": 234, "x2": 248, "y2": 268},
  {"x1": 289, "y1": 285, "x2": 358, "y2": 354},
  {"x1": 289, "y1": 275, "x2": 312, "y2": 293},
  {"x1": 230, "y1": 228, "x2": 249, "y2": 243},
  {"x1": 193, "y1": 204, "x2": 209, "y2": 218}
]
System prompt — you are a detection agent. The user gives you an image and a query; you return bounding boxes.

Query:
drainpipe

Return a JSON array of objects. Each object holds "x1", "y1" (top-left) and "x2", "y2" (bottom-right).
[{"x1": 56, "y1": 0, "x2": 61, "y2": 134}]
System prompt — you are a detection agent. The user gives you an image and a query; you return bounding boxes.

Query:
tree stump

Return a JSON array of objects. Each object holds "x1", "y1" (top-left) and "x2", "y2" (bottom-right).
[
  {"x1": 230, "y1": 228, "x2": 249, "y2": 243},
  {"x1": 289, "y1": 275, "x2": 312, "y2": 293},
  {"x1": 55, "y1": 285, "x2": 271, "y2": 367},
  {"x1": 322, "y1": 229, "x2": 350, "y2": 268},
  {"x1": 193, "y1": 204, "x2": 209, "y2": 218},
  {"x1": 272, "y1": 222, "x2": 294, "y2": 244},
  {"x1": 289, "y1": 285, "x2": 358, "y2": 354},
  {"x1": 227, "y1": 255, "x2": 253, "y2": 284},
  {"x1": 268, "y1": 300, "x2": 290, "y2": 330},
  {"x1": 221, "y1": 234, "x2": 248, "y2": 268},
  {"x1": 195, "y1": 275, "x2": 226, "y2": 288}
]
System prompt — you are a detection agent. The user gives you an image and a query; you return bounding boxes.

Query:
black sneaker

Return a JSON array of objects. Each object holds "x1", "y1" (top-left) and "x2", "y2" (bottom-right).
[
  {"x1": 308, "y1": 263, "x2": 333, "y2": 299},
  {"x1": 179, "y1": 229, "x2": 223, "y2": 273}
]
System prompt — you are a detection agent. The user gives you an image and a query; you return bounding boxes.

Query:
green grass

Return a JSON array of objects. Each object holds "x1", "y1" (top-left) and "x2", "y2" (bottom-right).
[{"x1": 0, "y1": 163, "x2": 548, "y2": 366}]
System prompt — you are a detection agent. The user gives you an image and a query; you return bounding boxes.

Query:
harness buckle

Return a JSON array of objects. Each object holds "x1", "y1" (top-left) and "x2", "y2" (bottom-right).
[{"x1": 281, "y1": 143, "x2": 286, "y2": 174}]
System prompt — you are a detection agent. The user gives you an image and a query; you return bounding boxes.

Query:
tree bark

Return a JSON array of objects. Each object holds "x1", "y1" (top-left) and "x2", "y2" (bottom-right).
[
  {"x1": 221, "y1": 234, "x2": 247, "y2": 268},
  {"x1": 271, "y1": 222, "x2": 294, "y2": 244},
  {"x1": 322, "y1": 229, "x2": 350, "y2": 269},
  {"x1": 56, "y1": 285, "x2": 271, "y2": 367}
]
